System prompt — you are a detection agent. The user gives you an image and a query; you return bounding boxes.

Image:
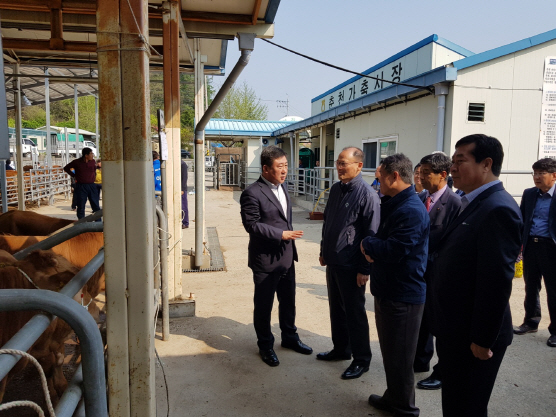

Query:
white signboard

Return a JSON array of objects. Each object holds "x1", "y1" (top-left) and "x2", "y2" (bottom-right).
[
  {"x1": 159, "y1": 131, "x2": 169, "y2": 161},
  {"x1": 539, "y1": 56, "x2": 556, "y2": 159}
]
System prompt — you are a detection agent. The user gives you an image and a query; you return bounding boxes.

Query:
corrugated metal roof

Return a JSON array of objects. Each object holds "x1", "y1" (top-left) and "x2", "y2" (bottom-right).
[
  {"x1": 453, "y1": 28, "x2": 556, "y2": 70},
  {"x1": 205, "y1": 118, "x2": 295, "y2": 137}
]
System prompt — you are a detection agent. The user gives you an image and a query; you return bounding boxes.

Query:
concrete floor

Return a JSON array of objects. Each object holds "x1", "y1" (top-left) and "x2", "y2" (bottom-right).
[{"x1": 31, "y1": 187, "x2": 556, "y2": 417}]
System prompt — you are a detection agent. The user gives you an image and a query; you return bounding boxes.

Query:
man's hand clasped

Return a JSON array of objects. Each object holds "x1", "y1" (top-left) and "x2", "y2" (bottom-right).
[
  {"x1": 470, "y1": 342, "x2": 493, "y2": 360},
  {"x1": 360, "y1": 241, "x2": 374, "y2": 263}
]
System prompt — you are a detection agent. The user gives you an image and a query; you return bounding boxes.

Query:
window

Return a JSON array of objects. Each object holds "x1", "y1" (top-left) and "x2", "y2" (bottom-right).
[
  {"x1": 467, "y1": 102, "x2": 485, "y2": 122},
  {"x1": 362, "y1": 136, "x2": 397, "y2": 169}
]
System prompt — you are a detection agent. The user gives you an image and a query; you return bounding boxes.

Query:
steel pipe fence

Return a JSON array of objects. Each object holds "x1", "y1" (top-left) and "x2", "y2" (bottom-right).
[
  {"x1": 0, "y1": 290, "x2": 108, "y2": 417},
  {"x1": 2, "y1": 167, "x2": 71, "y2": 207},
  {"x1": 1, "y1": 219, "x2": 106, "y2": 416}
]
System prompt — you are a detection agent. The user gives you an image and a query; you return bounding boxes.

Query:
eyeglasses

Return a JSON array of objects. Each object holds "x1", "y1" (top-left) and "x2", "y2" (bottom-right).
[
  {"x1": 335, "y1": 161, "x2": 359, "y2": 168},
  {"x1": 532, "y1": 171, "x2": 550, "y2": 177}
]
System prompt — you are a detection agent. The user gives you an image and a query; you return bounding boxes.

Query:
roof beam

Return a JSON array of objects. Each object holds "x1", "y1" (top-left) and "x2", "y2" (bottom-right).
[
  {"x1": 2, "y1": 38, "x2": 96, "y2": 53},
  {"x1": 252, "y1": 0, "x2": 262, "y2": 25},
  {"x1": 50, "y1": 2, "x2": 64, "y2": 50},
  {"x1": 0, "y1": 1, "x2": 95, "y2": 14}
]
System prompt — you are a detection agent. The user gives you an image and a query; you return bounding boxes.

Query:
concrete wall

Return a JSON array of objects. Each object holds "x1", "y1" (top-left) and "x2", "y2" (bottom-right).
[{"x1": 446, "y1": 38, "x2": 556, "y2": 198}]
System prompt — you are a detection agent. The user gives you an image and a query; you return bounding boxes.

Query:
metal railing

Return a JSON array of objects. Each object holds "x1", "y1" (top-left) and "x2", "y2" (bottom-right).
[
  {"x1": 287, "y1": 167, "x2": 337, "y2": 211},
  {"x1": 239, "y1": 162, "x2": 260, "y2": 189},
  {"x1": 2, "y1": 166, "x2": 71, "y2": 206},
  {"x1": 0, "y1": 218, "x2": 107, "y2": 417}
]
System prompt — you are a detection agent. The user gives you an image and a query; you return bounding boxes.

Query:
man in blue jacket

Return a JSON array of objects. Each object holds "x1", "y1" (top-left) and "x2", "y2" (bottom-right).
[
  {"x1": 361, "y1": 153, "x2": 430, "y2": 417},
  {"x1": 513, "y1": 157, "x2": 556, "y2": 347},
  {"x1": 318, "y1": 147, "x2": 380, "y2": 380}
]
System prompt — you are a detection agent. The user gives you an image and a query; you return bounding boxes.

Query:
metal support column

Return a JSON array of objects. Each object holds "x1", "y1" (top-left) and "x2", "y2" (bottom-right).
[
  {"x1": 194, "y1": 38, "x2": 206, "y2": 268},
  {"x1": 74, "y1": 85, "x2": 80, "y2": 157},
  {"x1": 193, "y1": 34, "x2": 254, "y2": 267},
  {"x1": 0, "y1": 26, "x2": 10, "y2": 213},
  {"x1": 45, "y1": 69, "x2": 52, "y2": 167},
  {"x1": 13, "y1": 63, "x2": 24, "y2": 210},
  {"x1": 162, "y1": 0, "x2": 181, "y2": 299},
  {"x1": 319, "y1": 126, "x2": 325, "y2": 190},
  {"x1": 95, "y1": 96, "x2": 99, "y2": 156},
  {"x1": 97, "y1": 0, "x2": 155, "y2": 415}
]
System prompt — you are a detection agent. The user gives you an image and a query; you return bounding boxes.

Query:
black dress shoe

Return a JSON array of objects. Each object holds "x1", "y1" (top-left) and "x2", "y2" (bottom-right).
[
  {"x1": 548, "y1": 335, "x2": 556, "y2": 347},
  {"x1": 281, "y1": 340, "x2": 313, "y2": 355},
  {"x1": 316, "y1": 350, "x2": 351, "y2": 361},
  {"x1": 259, "y1": 349, "x2": 279, "y2": 367},
  {"x1": 341, "y1": 363, "x2": 369, "y2": 380},
  {"x1": 368, "y1": 394, "x2": 395, "y2": 412},
  {"x1": 416, "y1": 375, "x2": 442, "y2": 390},
  {"x1": 513, "y1": 323, "x2": 538, "y2": 334}
]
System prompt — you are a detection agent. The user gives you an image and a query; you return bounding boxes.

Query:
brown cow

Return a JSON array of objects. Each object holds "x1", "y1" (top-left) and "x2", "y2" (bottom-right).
[
  {"x1": 0, "y1": 233, "x2": 105, "y2": 296},
  {"x1": 0, "y1": 210, "x2": 74, "y2": 236},
  {"x1": 0, "y1": 249, "x2": 98, "y2": 404}
]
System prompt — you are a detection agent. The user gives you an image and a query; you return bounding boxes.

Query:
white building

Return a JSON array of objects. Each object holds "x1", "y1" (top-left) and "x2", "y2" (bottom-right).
[{"x1": 273, "y1": 29, "x2": 556, "y2": 198}]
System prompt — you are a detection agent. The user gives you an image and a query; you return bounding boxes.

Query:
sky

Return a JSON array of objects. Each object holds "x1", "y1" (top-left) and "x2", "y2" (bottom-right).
[{"x1": 217, "y1": 0, "x2": 556, "y2": 121}]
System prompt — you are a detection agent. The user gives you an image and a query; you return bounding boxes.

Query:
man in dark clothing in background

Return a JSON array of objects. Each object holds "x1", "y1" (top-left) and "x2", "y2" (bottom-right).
[
  {"x1": 513, "y1": 157, "x2": 556, "y2": 347},
  {"x1": 318, "y1": 147, "x2": 380, "y2": 380},
  {"x1": 63, "y1": 147, "x2": 100, "y2": 219},
  {"x1": 181, "y1": 160, "x2": 189, "y2": 229},
  {"x1": 361, "y1": 153, "x2": 430, "y2": 417},
  {"x1": 414, "y1": 152, "x2": 461, "y2": 391},
  {"x1": 431, "y1": 134, "x2": 521, "y2": 416}
]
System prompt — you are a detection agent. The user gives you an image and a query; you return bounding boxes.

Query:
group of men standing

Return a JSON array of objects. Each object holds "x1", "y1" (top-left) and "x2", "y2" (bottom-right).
[{"x1": 240, "y1": 133, "x2": 556, "y2": 416}]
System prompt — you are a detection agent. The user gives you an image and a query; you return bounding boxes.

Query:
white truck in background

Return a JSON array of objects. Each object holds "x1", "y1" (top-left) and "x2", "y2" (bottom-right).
[
  {"x1": 49, "y1": 133, "x2": 97, "y2": 157},
  {"x1": 9, "y1": 135, "x2": 39, "y2": 157}
]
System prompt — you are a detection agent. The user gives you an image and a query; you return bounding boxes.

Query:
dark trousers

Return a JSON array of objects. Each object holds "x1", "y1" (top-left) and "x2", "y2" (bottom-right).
[
  {"x1": 437, "y1": 337, "x2": 507, "y2": 417},
  {"x1": 375, "y1": 297, "x2": 424, "y2": 417},
  {"x1": 326, "y1": 267, "x2": 371, "y2": 365},
  {"x1": 414, "y1": 306, "x2": 441, "y2": 378},
  {"x1": 74, "y1": 183, "x2": 101, "y2": 219},
  {"x1": 181, "y1": 192, "x2": 189, "y2": 227},
  {"x1": 522, "y1": 238, "x2": 556, "y2": 334},
  {"x1": 253, "y1": 264, "x2": 298, "y2": 350}
]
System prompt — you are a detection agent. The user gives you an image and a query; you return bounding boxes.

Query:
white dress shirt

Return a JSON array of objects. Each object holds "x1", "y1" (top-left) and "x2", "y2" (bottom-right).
[{"x1": 261, "y1": 176, "x2": 288, "y2": 217}]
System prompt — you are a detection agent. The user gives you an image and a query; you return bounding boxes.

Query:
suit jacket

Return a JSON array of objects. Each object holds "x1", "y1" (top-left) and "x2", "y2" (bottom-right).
[
  {"x1": 430, "y1": 182, "x2": 522, "y2": 349},
  {"x1": 240, "y1": 176, "x2": 298, "y2": 276},
  {"x1": 520, "y1": 186, "x2": 556, "y2": 251},
  {"x1": 425, "y1": 187, "x2": 462, "y2": 256}
]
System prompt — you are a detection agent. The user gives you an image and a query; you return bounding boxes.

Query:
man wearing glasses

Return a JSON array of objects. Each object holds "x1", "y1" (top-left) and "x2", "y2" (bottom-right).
[
  {"x1": 514, "y1": 157, "x2": 556, "y2": 348},
  {"x1": 318, "y1": 147, "x2": 380, "y2": 380}
]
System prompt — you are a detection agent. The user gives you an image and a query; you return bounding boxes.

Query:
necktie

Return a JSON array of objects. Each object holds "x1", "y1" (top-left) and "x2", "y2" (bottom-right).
[{"x1": 425, "y1": 196, "x2": 431, "y2": 212}]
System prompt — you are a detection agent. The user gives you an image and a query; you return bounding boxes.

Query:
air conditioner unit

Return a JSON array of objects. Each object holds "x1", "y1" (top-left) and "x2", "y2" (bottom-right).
[{"x1": 261, "y1": 138, "x2": 270, "y2": 147}]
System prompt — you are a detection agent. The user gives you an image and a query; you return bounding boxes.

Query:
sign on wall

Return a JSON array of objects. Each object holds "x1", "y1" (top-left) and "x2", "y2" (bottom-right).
[{"x1": 539, "y1": 56, "x2": 556, "y2": 159}]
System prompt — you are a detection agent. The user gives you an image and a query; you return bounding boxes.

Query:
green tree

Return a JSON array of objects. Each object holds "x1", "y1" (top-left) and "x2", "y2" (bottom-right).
[{"x1": 213, "y1": 81, "x2": 267, "y2": 120}]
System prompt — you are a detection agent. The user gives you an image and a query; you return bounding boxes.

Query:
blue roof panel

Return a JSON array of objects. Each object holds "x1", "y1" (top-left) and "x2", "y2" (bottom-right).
[
  {"x1": 453, "y1": 28, "x2": 556, "y2": 70},
  {"x1": 205, "y1": 119, "x2": 295, "y2": 137}
]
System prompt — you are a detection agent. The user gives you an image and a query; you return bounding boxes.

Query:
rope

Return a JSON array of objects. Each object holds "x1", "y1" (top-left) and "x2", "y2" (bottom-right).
[{"x1": 0, "y1": 349, "x2": 57, "y2": 417}]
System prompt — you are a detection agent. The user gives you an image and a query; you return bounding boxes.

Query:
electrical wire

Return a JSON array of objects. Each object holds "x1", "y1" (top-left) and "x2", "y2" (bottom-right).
[{"x1": 262, "y1": 39, "x2": 433, "y2": 93}]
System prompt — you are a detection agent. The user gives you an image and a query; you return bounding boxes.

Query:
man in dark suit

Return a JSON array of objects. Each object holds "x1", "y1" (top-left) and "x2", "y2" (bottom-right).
[
  {"x1": 240, "y1": 146, "x2": 312, "y2": 367},
  {"x1": 513, "y1": 157, "x2": 556, "y2": 347},
  {"x1": 431, "y1": 134, "x2": 522, "y2": 417},
  {"x1": 414, "y1": 152, "x2": 461, "y2": 390}
]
